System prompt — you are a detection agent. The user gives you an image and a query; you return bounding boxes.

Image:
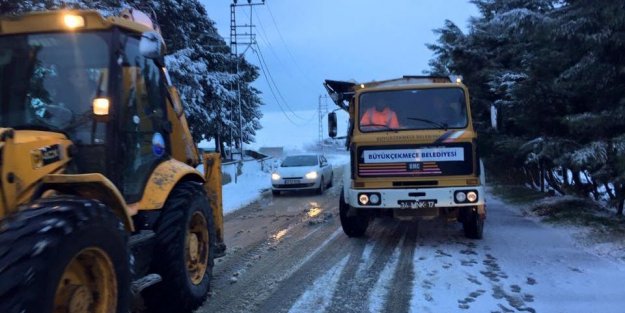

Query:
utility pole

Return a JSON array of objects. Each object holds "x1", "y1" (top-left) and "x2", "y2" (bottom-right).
[
  {"x1": 230, "y1": 0, "x2": 265, "y2": 160},
  {"x1": 318, "y1": 94, "x2": 329, "y2": 153}
]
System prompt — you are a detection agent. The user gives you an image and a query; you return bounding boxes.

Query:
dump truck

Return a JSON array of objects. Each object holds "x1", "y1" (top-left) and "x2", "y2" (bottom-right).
[
  {"x1": 325, "y1": 76, "x2": 485, "y2": 239},
  {"x1": 0, "y1": 9, "x2": 225, "y2": 313}
]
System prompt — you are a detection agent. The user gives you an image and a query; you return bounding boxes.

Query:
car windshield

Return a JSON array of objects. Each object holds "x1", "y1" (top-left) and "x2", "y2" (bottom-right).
[
  {"x1": 358, "y1": 87, "x2": 468, "y2": 132},
  {"x1": 0, "y1": 31, "x2": 110, "y2": 143},
  {"x1": 281, "y1": 155, "x2": 318, "y2": 167}
]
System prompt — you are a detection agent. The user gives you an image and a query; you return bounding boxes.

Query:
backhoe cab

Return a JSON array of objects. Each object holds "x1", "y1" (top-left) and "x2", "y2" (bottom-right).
[{"x1": 0, "y1": 9, "x2": 224, "y2": 313}]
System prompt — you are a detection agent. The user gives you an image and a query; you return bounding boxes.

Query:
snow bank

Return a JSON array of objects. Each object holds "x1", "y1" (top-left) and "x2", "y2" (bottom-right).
[{"x1": 222, "y1": 160, "x2": 272, "y2": 215}]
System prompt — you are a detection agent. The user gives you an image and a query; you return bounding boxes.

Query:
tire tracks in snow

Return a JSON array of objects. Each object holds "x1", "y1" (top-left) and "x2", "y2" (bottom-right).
[
  {"x1": 199, "y1": 186, "x2": 343, "y2": 313},
  {"x1": 287, "y1": 256, "x2": 350, "y2": 313},
  {"x1": 407, "y1": 220, "x2": 537, "y2": 313},
  {"x1": 368, "y1": 235, "x2": 405, "y2": 313},
  {"x1": 325, "y1": 221, "x2": 405, "y2": 313},
  {"x1": 285, "y1": 221, "x2": 422, "y2": 313}
]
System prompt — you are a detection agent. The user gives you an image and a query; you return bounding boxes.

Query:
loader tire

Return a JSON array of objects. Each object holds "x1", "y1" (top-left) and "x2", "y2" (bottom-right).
[
  {"x1": 145, "y1": 181, "x2": 215, "y2": 313},
  {"x1": 0, "y1": 196, "x2": 130, "y2": 313},
  {"x1": 462, "y1": 207, "x2": 484, "y2": 239},
  {"x1": 339, "y1": 190, "x2": 368, "y2": 237}
]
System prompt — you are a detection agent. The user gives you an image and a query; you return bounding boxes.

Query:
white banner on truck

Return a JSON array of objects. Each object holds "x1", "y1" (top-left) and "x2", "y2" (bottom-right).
[{"x1": 363, "y1": 147, "x2": 464, "y2": 163}]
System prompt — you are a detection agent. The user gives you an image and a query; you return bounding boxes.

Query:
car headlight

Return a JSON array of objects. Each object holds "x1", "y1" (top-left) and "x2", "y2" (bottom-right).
[
  {"x1": 271, "y1": 173, "x2": 281, "y2": 180},
  {"x1": 305, "y1": 171, "x2": 318, "y2": 179}
]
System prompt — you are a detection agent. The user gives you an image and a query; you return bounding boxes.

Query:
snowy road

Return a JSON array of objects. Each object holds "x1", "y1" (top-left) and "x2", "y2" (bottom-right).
[{"x1": 197, "y1": 169, "x2": 625, "y2": 313}]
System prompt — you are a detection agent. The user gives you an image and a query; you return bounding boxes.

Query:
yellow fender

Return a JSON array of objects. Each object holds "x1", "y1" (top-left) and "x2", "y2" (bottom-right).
[
  {"x1": 128, "y1": 159, "x2": 204, "y2": 212},
  {"x1": 40, "y1": 173, "x2": 135, "y2": 232}
]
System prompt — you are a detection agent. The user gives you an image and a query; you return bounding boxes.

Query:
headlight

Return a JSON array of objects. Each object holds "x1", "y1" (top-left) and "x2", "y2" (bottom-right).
[
  {"x1": 93, "y1": 98, "x2": 110, "y2": 116},
  {"x1": 358, "y1": 194, "x2": 369, "y2": 205},
  {"x1": 305, "y1": 171, "x2": 318, "y2": 179},
  {"x1": 455, "y1": 192, "x2": 467, "y2": 202},
  {"x1": 271, "y1": 173, "x2": 280, "y2": 180},
  {"x1": 369, "y1": 194, "x2": 380, "y2": 205},
  {"x1": 467, "y1": 191, "x2": 478, "y2": 202}
]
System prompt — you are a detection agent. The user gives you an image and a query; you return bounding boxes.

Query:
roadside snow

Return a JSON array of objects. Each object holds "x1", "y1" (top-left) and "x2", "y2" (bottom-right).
[
  {"x1": 325, "y1": 153, "x2": 350, "y2": 167},
  {"x1": 222, "y1": 160, "x2": 271, "y2": 215},
  {"x1": 527, "y1": 195, "x2": 625, "y2": 264}
]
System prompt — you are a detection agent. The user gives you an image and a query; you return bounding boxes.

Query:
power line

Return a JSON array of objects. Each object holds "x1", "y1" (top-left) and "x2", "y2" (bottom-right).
[
  {"x1": 253, "y1": 45, "x2": 313, "y2": 126},
  {"x1": 247, "y1": 10, "x2": 323, "y2": 101},
  {"x1": 265, "y1": 4, "x2": 318, "y2": 87},
  {"x1": 251, "y1": 45, "x2": 311, "y2": 127},
  {"x1": 233, "y1": 3, "x2": 319, "y2": 129},
  {"x1": 254, "y1": 42, "x2": 315, "y2": 122},
  {"x1": 253, "y1": 13, "x2": 297, "y2": 81}
]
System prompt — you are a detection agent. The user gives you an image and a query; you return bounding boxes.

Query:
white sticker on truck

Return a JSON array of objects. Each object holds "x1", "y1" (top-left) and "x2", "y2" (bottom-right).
[{"x1": 363, "y1": 148, "x2": 464, "y2": 163}]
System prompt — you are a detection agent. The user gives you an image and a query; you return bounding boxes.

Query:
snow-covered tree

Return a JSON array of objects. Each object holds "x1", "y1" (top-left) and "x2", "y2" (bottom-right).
[{"x1": 427, "y1": 0, "x2": 625, "y2": 213}]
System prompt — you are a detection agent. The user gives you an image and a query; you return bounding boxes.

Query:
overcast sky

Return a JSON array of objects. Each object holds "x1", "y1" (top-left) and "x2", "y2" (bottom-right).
[{"x1": 200, "y1": 0, "x2": 478, "y2": 121}]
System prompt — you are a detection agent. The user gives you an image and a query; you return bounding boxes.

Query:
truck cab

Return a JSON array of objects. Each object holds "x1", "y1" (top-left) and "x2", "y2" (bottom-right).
[{"x1": 326, "y1": 76, "x2": 485, "y2": 239}]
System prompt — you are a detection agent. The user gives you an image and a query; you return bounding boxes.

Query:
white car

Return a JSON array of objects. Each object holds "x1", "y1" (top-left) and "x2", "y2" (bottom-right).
[{"x1": 271, "y1": 154, "x2": 333, "y2": 196}]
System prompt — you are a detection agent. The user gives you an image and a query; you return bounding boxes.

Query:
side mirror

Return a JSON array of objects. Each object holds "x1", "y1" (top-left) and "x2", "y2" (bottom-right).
[
  {"x1": 328, "y1": 112, "x2": 337, "y2": 138},
  {"x1": 140, "y1": 32, "x2": 163, "y2": 59}
]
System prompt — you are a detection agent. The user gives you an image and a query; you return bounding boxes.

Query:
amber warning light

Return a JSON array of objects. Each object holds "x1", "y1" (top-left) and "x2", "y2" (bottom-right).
[
  {"x1": 93, "y1": 98, "x2": 110, "y2": 116},
  {"x1": 63, "y1": 14, "x2": 85, "y2": 29}
]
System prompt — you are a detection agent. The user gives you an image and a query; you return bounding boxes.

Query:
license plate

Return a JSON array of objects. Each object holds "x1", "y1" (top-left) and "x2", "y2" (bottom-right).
[
  {"x1": 284, "y1": 179, "x2": 301, "y2": 185},
  {"x1": 398, "y1": 200, "x2": 436, "y2": 209}
]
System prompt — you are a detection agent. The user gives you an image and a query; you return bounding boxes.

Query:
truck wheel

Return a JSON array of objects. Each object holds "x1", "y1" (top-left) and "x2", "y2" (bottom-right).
[
  {"x1": 339, "y1": 190, "x2": 368, "y2": 237},
  {"x1": 316, "y1": 176, "x2": 326, "y2": 195},
  {"x1": 0, "y1": 196, "x2": 130, "y2": 313},
  {"x1": 462, "y1": 207, "x2": 484, "y2": 239},
  {"x1": 272, "y1": 189, "x2": 280, "y2": 196},
  {"x1": 145, "y1": 181, "x2": 215, "y2": 313},
  {"x1": 328, "y1": 173, "x2": 334, "y2": 188}
]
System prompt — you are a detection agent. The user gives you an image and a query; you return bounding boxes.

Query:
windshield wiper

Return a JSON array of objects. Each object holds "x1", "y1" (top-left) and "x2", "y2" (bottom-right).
[{"x1": 407, "y1": 117, "x2": 448, "y2": 130}]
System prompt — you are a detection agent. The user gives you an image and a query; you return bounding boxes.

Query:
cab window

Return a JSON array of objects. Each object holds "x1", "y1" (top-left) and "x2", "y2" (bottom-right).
[{"x1": 119, "y1": 33, "x2": 168, "y2": 201}]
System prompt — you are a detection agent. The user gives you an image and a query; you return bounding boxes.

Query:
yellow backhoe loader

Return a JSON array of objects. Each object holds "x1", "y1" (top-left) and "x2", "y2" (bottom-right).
[{"x1": 0, "y1": 9, "x2": 225, "y2": 313}]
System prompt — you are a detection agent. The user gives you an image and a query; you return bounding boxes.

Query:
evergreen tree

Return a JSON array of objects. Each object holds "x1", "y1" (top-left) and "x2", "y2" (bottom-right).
[{"x1": 427, "y1": 0, "x2": 625, "y2": 214}]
